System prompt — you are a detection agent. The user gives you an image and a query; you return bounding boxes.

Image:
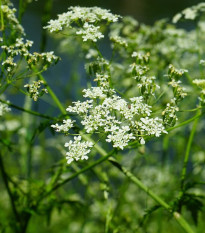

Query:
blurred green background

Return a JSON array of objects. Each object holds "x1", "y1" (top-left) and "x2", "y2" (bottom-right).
[{"x1": 1, "y1": 1, "x2": 205, "y2": 233}]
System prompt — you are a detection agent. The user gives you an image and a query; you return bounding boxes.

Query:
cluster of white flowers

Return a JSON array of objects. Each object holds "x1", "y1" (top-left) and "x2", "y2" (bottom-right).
[
  {"x1": 0, "y1": 103, "x2": 11, "y2": 116},
  {"x1": 200, "y1": 60, "x2": 205, "y2": 66},
  {"x1": 106, "y1": 126, "x2": 135, "y2": 150},
  {"x1": 85, "y1": 49, "x2": 98, "y2": 59},
  {"x1": 137, "y1": 76, "x2": 160, "y2": 97},
  {"x1": 49, "y1": 7, "x2": 173, "y2": 165},
  {"x1": 193, "y1": 79, "x2": 205, "y2": 89},
  {"x1": 162, "y1": 98, "x2": 179, "y2": 126},
  {"x1": 52, "y1": 68, "x2": 168, "y2": 163},
  {"x1": 1, "y1": 38, "x2": 58, "y2": 73},
  {"x1": 173, "y1": 3, "x2": 205, "y2": 23},
  {"x1": 64, "y1": 136, "x2": 93, "y2": 164},
  {"x1": 24, "y1": 80, "x2": 48, "y2": 101},
  {"x1": 82, "y1": 87, "x2": 107, "y2": 99},
  {"x1": 51, "y1": 119, "x2": 75, "y2": 133},
  {"x1": 167, "y1": 64, "x2": 187, "y2": 102},
  {"x1": 130, "y1": 63, "x2": 149, "y2": 79},
  {"x1": 137, "y1": 117, "x2": 167, "y2": 137},
  {"x1": 44, "y1": 7, "x2": 120, "y2": 42},
  {"x1": 76, "y1": 23, "x2": 104, "y2": 42},
  {"x1": 110, "y1": 36, "x2": 128, "y2": 48},
  {"x1": 131, "y1": 51, "x2": 150, "y2": 63},
  {"x1": 193, "y1": 79, "x2": 205, "y2": 104},
  {"x1": 0, "y1": 97, "x2": 11, "y2": 116},
  {"x1": 168, "y1": 64, "x2": 188, "y2": 77},
  {"x1": 2, "y1": 57, "x2": 17, "y2": 73},
  {"x1": 129, "y1": 54, "x2": 160, "y2": 98},
  {"x1": 1, "y1": 3, "x2": 24, "y2": 35}
]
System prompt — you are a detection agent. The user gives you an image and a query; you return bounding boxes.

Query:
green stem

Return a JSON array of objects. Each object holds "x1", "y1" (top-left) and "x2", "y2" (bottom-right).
[
  {"x1": 108, "y1": 157, "x2": 195, "y2": 233},
  {"x1": 0, "y1": 98, "x2": 56, "y2": 120},
  {"x1": 0, "y1": 0, "x2": 4, "y2": 31},
  {"x1": 40, "y1": 0, "x2": 53, "y2": 52},
  {"x1": 180, "y1": 111, "x2": 200, "y2": 190},
  {"x1": 38, "y1": 149, "x2": 115, "y2": 201},
  {"x1": 167, "y1": 111, "x2": 204, "y2": 132},
  {"x1": 18, "y1": 0, "x2": 25, "y2": 23},
  {"x1": 0, "y1": 152, "x2": 20, "y2": 231},
  {"x1": 38, "y1": 74, "x2": 66, "y2": 114},
  {"x1": 0, "y1": 83, "x2": 10, "y2": 95}
]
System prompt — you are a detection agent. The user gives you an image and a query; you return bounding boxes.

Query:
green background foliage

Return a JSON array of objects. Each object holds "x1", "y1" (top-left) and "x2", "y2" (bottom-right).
[{"x1": 0, "y1": 1, "x2": 205, "y2": 233}]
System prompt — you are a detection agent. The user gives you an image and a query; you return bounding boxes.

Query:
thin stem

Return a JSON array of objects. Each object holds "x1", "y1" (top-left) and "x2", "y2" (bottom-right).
[
  {"x1": 0, "y1": 98, "x2": 56, "y2": 120},
  {"x1": 108, "y1": 157, "x2": 195, "y2": 233},
  {"x1": 18, "y1": 0, "x2": 25, "y2": 23},
  {"x1": 167, "y1": 111, "x2": 204, "y2": 132},
  {"x1": 38, "y1": 149, "x2": 115, "y2": 202},
  {"x1": 0, "y1": 0, "x2": 4, "y2": 31},
  {"x1": 180, "y1": 110, "x2": 200, "y2": 190},
  {"x1": 40, "y1": 0, "x2": 53, "y2": 52},
  {"x1": 0, "y1": 152, "x2": 20, "y2": 231},
  {"x1": 38, "y1": 74, "x2": 66, "y2": 114}
]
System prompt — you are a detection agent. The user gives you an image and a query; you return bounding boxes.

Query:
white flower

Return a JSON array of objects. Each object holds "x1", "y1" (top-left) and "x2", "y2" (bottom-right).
[
  {"x1": 193, "y1": 79, "x2": 205, "y2": 89},
  {"x1": 140, "y1": 137, "x2": 145, "y2": 145},
  {"x1": 110, "y1": 36, "x2": 128, "y2": 47},
  {"x1": 76, "y1": 23, "x2": 104, "y2": 42},
  {"x1": 45, "y1": 7, "x2": 120, "y2": 32},
  {"x1": 51, "y1": 119, "x2": 75, "y2": 133},
  {"x1": 106, "y1": 126, "x2": 135, "y2": 149},
  {"x1": 0, "y1": 101, "x2": 11, "y2": 116},
  {"x1": 139, "y1": 117, "x2": 167, "y2": 137},
  {"x1": 83, "y1": 87, "x2": 107, "y2": 99},
  {"x1": 44, "y1": 6, "x2": 120, "y2": 43},
  {"x1": 130, "y1": 96, "x2": 152, "y2": 116},
  {"x1": 86, "y1": 49, "x2": 98, "y2": 59},
  {"x1": 24, "y1": 80, "x2": 47, "y2": 101},
  {"x1": 64, "y1": 136, "x2": 93, "y2": 164},
  {"x1": 200, "y1": 60, "x2": 205, "y2": 66},
  {"x1": 66, "y1": 100, "x2": 93, "y2": 115}
]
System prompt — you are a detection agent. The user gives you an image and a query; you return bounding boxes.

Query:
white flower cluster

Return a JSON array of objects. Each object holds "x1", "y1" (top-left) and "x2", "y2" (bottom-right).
[
  {"x1": 130, "y1": 63, "x2": 149, "y2": 79},
  {"x1": 2, "y1": 56, "x2": 17, "y2": 73},
  {"x1": 64, "y1": 136, "x2": 93, "y2": 164},
  {"x1": 137, "y1": 76, "x2": 160, "y2": 97},
  {"x1": 51, "y1": 119, "x2": 75, "y2": 133},
  {"x1": 0, "y1": 96, "x2": 11, "y2": 116},
  {"x1": 24, "y1": 80, "x2": 48, "y2": 101},
  {"x1": 51, "y1": 71, "x2": 167, "y2": 164},
  {"x1": 193, "y1": 79, "x2": 205, "y2": 89},
  {"x1": 44, "y1": 7, "x2": 120, "y2": 42},
  {"x1": 66, "y1": 82, "x2": 166, "y2": 145},
  {"x1": 167, "y1": 64, "x2": 187, "y2": 101},
  {"x1": 137, "y1": 117, "x2": 167, "y2": 137},
  {"x1": 82, "y1": 87, "x2": 107, "y2": 99},
  {"x1": 0, "y1": 102, "x2": 11, "y2": 116},
  {"x1": 162, "y1": 98, "x2": 179, "y2": 126},
  {"x1": 85, "y1": 49, "x2": 98, "y2": 59},
  {"x1": 173, "y1": 3, "x2": 205, "y2": 23},
  {"x1": 132, "y1": 51, "x2": 150, "y2": 63},
  {"x1": 110, "y1": 36, "x2": 128, "y2": 48},
  {"x1": 193, "y1": 79, "x2": 205, "y2": 104},
  {"x1": 1, "y1": 3, "x2": 24, "y2": 35},
  {"x1": 168, "y1": 64, "x2": 188, "y2": 77},
  {"x1": 1, "y1": 38, "x2": 58, "y2": 73},
  {"x1": 76, "y1": 23, "x2": 104, "y2": 42},
  {"x1": 130, "y1": 55, "x2": 159, "y2": 98},
  {"x1": 200, "y1": 60, "x2": 205, "y2": 66}
]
